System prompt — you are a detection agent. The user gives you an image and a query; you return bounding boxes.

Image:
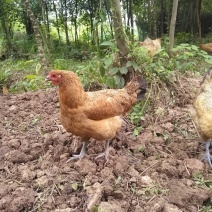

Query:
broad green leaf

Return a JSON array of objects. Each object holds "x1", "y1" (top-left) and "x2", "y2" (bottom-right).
[
  {"x1": 109, "y1": 67, "x2": 119, "y2": 75},
  {"x1": 99, "y1": 64, "x2": 105, "y2": 77},
  {"x1": 104, "y1": 57, "x2": 113, "y2": 67},
  {"x1": 114, "y1": 75, "x2": 124, "y2": 88},
  {"x1": 71, "y1": 182, "x2": 78, "y2": 191},
  {"x1": 25, "y1": 74, "x2": 37, "y2": 80},
  {"x1": 119, "y1": 67, "x2": 128, "y2": 74},
  {"x1": 191, "y1": 45, "x2": 199, "y2": 51},
  {"x1": 126, "y1": 61, "x2": 133, "y2": 67},
  {"x1": 127, "y1": 61, "x2": 139, "y2": 70},
  {"x1": 205, "y1": 58, "x2": 212, "y2": 64},
  {"x1": 106, "y1": 76, "x2": 115, "y2": 88}
]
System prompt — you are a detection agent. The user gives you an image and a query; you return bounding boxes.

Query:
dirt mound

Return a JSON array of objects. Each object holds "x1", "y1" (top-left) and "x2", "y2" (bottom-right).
[{"x1": 0, "y1": 78, "x2": 211, "y2": 211}]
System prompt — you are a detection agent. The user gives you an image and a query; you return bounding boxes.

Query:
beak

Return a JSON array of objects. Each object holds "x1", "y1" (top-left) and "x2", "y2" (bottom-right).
[{"x1": 46, "y1": 75, "x2": 51, "y2": 81}]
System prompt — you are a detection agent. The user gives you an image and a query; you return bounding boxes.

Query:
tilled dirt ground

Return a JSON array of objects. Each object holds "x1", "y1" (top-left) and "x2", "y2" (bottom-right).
[{"x1": 0, "y1": 77, "x2": 212, "y2": 212}]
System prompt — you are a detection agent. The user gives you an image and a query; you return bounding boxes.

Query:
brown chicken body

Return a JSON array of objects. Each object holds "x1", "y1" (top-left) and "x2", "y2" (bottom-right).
[
  {"x1": 190, "y1": 67, "x2": 212, "y2": 168},
  {"x1": 47, "y1": 70, "x2": 147, "y2": 161},
  {"x1": 199, "y1": 43, "x2": 212, "y2": 54},
  {"x1": 139, "y1": 37, "x2": 161, "y2": 57}
]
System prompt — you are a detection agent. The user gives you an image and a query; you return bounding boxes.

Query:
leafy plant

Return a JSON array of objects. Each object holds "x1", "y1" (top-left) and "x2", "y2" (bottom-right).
[
  {"x1": 71, "y1": 182, "x2": 78, "y2": 191},
  {"x1": 199, "y1": 206, "x2": 212, "y2": 212},
  {"x1": 129, "y1": 102, "x2": 145, "y2": 137},
  {"x1": 9, "y1": 62, "x2": 51, "y2": 92},
  {"x1": 193, "y1": 173, "x2": 212, "y2": 189}
]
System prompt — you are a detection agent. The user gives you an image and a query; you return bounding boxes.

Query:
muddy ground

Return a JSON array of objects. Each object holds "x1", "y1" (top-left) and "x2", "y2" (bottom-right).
[{"x1": 0, "y1": 76, "x2": 211, "y2": 212}]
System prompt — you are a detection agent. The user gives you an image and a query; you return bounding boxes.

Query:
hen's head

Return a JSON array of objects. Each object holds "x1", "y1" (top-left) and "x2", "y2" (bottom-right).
[
  {"x1": 47, "y1": 70, "x2": 62, "y2": 85},
  {"x1": 47, "y1": 70, "x2": 82, "y2": 87}
]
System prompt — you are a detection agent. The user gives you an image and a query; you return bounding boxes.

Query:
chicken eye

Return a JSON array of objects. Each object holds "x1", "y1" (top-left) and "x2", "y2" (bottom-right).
[{"x1": 52, "y1": 74, "x2": 56, "y2": 78}]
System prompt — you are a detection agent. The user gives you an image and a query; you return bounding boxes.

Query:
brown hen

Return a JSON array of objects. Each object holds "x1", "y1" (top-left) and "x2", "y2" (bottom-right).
[
  {"x1": 139, "y1": 37, "x2": 161, "y2": 57},
  {"x1": 199, "y1": 43, "x2": 212, "y2": 54},
  {"x1": 190, "y1": 67, "x2": 212, "y2": 168},
  {"x1": 47, "y1": 70, "x2": 147, "y2": 161}
]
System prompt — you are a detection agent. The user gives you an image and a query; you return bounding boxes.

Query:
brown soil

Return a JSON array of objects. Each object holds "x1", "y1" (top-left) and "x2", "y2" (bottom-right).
[{"x1": 0, "y1": 76, "x2": 211, "y2": 212}]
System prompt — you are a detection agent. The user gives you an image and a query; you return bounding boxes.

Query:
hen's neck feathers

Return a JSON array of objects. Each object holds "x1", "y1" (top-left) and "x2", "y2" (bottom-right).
[{"x1": 58, "y1": 72, "x2": 86, "y2": 108}]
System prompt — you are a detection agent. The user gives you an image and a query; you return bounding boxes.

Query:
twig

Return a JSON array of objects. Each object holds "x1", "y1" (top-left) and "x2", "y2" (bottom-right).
[
  {"x1": 147, "y1": 195, "x2": 157, "y2": 203},
  {"x1": 139, "y1": 161, "x2": 160, "y2": 176},
  {"x1": 54, "y1": 183, "x2": 61, "y2": 196},
  {"x1": 191, "y1": 119, "x2": 201, "y2": 138},
  {"x1": 3, "y1": 179, "x2": 23, "y2": 185},
  {"x1": 30, "y1": 184, "x2": 56, "y2": 212},
  {"x1": 184, "y1": 162, "x2": 191, "y2": 176},
  {"x1": 53, "y1": 119, "x2": 62, "y2": 133},
  {"x1": 3, "y1": 166, "x2": 11, "y2": 175}
]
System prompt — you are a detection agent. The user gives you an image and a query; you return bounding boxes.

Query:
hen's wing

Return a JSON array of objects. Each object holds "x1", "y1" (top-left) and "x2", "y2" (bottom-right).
[{"x1": 83, "y1": 89, "x2": 137, "y2": 120}]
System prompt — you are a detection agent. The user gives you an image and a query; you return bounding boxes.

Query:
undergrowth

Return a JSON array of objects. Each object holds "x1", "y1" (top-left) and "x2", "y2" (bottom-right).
[{"x1": 0, "y1": 42, "x2": 212, "y2": 136}]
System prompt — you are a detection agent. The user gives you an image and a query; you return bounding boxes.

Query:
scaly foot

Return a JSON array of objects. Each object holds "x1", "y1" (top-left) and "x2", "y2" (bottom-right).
[
  {"x1": 94, "y1": 140, "x2": 110, "y2": 161},
  {"x1": 66, "y1": 142, "x2": 87, "y2": 162},
  {"x1": 201, "y1": 141, "x2": 212, "y2": 168}
]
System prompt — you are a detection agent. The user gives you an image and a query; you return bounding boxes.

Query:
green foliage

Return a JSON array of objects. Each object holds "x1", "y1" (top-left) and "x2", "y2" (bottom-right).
[
  {"x1": 0, "y1": 59, "x2": 51, "y2": 93},
  {"x1": 199, "y1": 206, "x2": 212, "y2": 212},
  {"x1": 53, "y1": 59, "x2": 70, "y2": 70},
  {"x1": 129, "y1": 102, "x2": 145, "y2": 137},
  {"x1": 71, "y1": 182, "x2": 78, "y2": 191},
  {"x1": 100, "y1": 40, "x2": 132, "y2": 88},
  {"x1": 130, "y1": 43, "x2": 212, "y2": 82},
  {"x1": 193, "y1": 173, "x2": 212, "y2": 189}
]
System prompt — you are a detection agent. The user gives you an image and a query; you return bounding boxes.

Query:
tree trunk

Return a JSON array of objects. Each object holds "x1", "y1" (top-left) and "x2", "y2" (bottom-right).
[
  {"x1": 105, "y1": 0, "x2": 114, "y2": 38},
  {"x1": 63, "y1": 0, "x2": 70, "y2": 47},
  {"x1": 168, "y1": 0, "x2": 179, "y2": 56},
  {"x1": 53, "y1": 1, "x2": 61, "y2": 41},
  {"x1": 88, "y1": 0, "x2": 94, "y2": 44},
  {"x1": 45, "y1": 1, "x2": 50, "y2": 40},
  {"x1": 74, "y1": 0, "x2": 78, "y2": 44},
  {"x1": 40, "y1": 0, "x2": 50, "y2": 54},
  {"x1": 23, "y1": 0, "x2": 49, "y2": 72},
  {"x1": 111, "y1": 0, "x2": 134, "y2": 83},
  {"x1": 0, "y1": 17, "x2": 13, "y2": 56},
  {"x1": 130, "y1": 0, "x2": 134, "y2": 40},
  {"x1": 0, "y1": 2, "x2": 14, "y2": 56},
  {"x1": 160, "y1": 0, "x2": 164, "y2": 36},
  {"x1": 25, "y1": 15, "x2": 34, "y2": 36},
  {"x1": 196, "y1": 0, "x2": 202, "y2": 43}
]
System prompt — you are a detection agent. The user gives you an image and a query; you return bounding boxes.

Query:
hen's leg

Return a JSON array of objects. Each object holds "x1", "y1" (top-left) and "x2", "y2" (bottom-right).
[
  {"x1": 95, "y1": 140, "x2": 110, "y2": 161},
  {"x1": 201, "y1": 141, "x2": 212, "y2": 168},
  {"x1": 66, "y1": 142, "x2": 88, "y2": 162}
]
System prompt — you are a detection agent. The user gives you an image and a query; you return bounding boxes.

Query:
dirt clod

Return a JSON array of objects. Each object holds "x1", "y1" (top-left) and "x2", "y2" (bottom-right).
[{"x1": 0, "y1": 79, "x2": 212, "y2": 211}]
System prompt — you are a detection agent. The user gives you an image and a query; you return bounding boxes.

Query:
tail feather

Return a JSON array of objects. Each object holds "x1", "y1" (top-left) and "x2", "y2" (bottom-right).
[{"x1": 124, "y1": 76, "x2": 147, "y2": 100}]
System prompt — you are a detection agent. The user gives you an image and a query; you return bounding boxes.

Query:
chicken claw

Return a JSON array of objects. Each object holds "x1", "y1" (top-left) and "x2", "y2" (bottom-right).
[
  {"x1": 66, "y1": 142, "x2": 87, "y2": 162},
  {"x1": 95, "y1": 140, "x2": 110, "y2": 161},
  {"x1": 201, "y1": 141, "x2": 212, "y2": 168}
]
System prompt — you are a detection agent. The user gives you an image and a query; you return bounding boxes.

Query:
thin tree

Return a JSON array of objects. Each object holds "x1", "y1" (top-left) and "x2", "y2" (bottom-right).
[
  {"x1": 111, "y1": 0, "x2": 134, "y2": 82},
  {"x1": 23, "y1": 0, "x2": 49, "y2": 72},
  {"x1": 53, "y1": 1, "x2": 61, "y2": 41},
  {"x1": 196, "y1": 0, "x2": 202, "y2": 43},
  {"x1": 168, "y1": 0, "x2": 179, "y2": 56}
]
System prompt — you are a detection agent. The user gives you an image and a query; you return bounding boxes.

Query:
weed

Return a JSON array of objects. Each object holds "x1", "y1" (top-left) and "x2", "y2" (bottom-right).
[
  {"x1": 199, "y1": 206, "x2": 212, "y2": 212},
  {"x1": 133, "y1": 146, "x2": 145, "y2": 153},
  {"x1": 71, "y1": 182, "x2": 78, "y2": 191},
  {"x1": 132, "y1": 185, "x2": 168, "y2": 196},
  {"x1": 129, "y1": 102, "x2": 146, "y2": 137},
  {"x1": 193, "y1": 173, "x2": 212, "y2": 189}
]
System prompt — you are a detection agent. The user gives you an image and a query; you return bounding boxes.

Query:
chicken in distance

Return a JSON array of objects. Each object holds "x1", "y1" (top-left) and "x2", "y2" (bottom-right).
[
  {"x1": 47, "y1": 70, "x2": 147, "y2": 161},
  {"x1": 190, "y1": 67, "x2": 212, "y2": 168}
]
